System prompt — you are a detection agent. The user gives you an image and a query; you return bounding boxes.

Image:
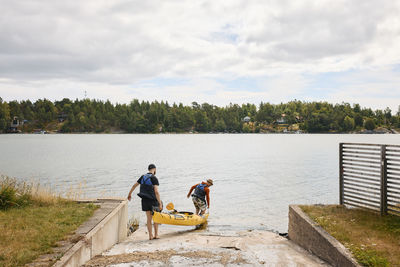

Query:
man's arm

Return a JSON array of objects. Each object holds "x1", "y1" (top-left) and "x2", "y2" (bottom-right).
[
  {"x1": 187, "y1": 184, "x2": 198, "y2": 198},
  {"x1": 154, "y1": 185, "x2": 162, "y2": 210},
  {"x1": 127, "y1": 182, "x2": 139, "y2": 201}
]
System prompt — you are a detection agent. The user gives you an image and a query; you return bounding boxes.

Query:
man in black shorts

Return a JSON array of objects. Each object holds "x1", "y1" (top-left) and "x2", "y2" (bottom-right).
[{"x1": 127, "y1": 164, "x2": 162, "y2": 240}]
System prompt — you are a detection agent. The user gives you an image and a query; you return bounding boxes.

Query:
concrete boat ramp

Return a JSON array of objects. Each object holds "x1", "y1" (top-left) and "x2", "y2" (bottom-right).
[{"x1": 83, "y1": 226, "x2": 328, "y2": 266}]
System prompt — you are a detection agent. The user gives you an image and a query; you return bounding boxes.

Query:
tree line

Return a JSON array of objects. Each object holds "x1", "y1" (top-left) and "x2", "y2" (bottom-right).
[{"x1": 0, "y1": 97, "x2": 398, "y2": 133}]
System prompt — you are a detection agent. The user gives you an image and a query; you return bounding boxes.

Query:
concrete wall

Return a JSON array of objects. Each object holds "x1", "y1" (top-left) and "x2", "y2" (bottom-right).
[
  {"x1": 288, "y1": 205, "x2": 360, "y2": 267},
  {"x1": 54, "y1": 199, "x2": 128, "y2": 267}
]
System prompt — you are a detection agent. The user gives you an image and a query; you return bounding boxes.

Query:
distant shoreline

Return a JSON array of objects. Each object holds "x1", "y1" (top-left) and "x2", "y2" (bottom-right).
[
  {"x1": 2, "y1": 98, "x2": 398, "y2": 135},
  {"x1": 1, "y1": 130, "x2": 397, "y2": 135}
]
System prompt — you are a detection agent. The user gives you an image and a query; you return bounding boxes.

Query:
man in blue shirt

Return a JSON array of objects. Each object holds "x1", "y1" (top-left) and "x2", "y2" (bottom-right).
[{"x1": 127, "y1": 164, "x2": 162, "y2": 240}]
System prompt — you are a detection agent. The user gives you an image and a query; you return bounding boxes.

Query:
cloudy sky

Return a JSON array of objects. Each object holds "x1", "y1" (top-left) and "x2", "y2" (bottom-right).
[{"x1": 1, "y1": 0, "x2": 399, "y2": 110}]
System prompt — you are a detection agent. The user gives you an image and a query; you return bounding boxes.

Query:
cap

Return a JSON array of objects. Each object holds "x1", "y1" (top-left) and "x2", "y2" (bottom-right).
[
  {"x1": 207, "y1": 178, "x2": 213, "y2": 185},
  {"x1": 148, "y1": 164, "x2": 156, "y2": 170}
]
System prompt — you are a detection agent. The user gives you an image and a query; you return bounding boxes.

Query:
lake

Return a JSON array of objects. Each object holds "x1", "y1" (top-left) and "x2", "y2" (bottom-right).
[{"x1": 1, "y1": 134, "x2": 399, "y2": 233}]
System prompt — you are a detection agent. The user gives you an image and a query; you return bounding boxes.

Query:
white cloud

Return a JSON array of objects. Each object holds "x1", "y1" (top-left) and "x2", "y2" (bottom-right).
[
  {"x1": 0, "y1": 0, "x2": 400, "y2": 109},
  {"x1": 309, "y1": 66, "x2": 400, "y2": 110}
]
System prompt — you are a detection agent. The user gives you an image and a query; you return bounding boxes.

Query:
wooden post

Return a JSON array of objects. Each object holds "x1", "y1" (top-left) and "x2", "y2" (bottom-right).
[
  {"x1": 339, "y1": 143, "x2": 344, "y2": 205},
  {"x1": 380, "y1": 145, "x2": 388, "y2": 216}
]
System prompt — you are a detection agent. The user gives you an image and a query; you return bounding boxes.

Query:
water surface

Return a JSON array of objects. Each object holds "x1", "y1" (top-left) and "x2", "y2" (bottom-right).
[{"x1": 0, "y1": 134, "x2": 398, "y2": 232}]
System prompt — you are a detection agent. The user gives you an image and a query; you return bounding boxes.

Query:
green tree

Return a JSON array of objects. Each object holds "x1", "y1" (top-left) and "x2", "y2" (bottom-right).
[
  {"x1": 194, "y1": 110, "x2": 209, "y2": 132},
  {"x1": 214, "y1": 118, "x2": 226, "y2": 132},
  {"x1": 135, "y1": 113, "x2": 148, "y2": 133},
  {"x1": 364, "y1": 118, "x2": 376, "y2": 130},
  {"x1": 242, "y1": 123, "x2": 251, "y2": 133},
  {"x1": 304, "y1": 113, "x2": 331, "y2": 132},
  {"x1": 1, "y1": 98, "x2": 395, "y2": 134},
  {"x1": 342, "y1": 116, "x2": 355, "y2": 131},
  {"x1": 9, "y1": 101, "x2": 23, "y2": 119},
  {"x1": 390, "y1": 116, "x2": 399, "y2": 128},
  {"x1": 34, "y1": 99, "x2": 57, "y2": 127},
  {"x1": 374, "y1": 110, "x2": 384, "y2": 126},
  {"x1": 256, "y1": 102, "x2": 274, "y2": 123},
  {"x1": 0, "y1": 98, "x2": 11, "y2": 132},
  {"x1": 60, "y1": 122, "x2": 72, "y2": 132},
  {"x1": 384, "y1": 107, "x2": 392, "y2": 125},
  {"x1": 353, "y1": 103, "x2": 361, "y2": 113},
  {"x1": 354, "y1": 113, "x2": 363, "y2": 127}
]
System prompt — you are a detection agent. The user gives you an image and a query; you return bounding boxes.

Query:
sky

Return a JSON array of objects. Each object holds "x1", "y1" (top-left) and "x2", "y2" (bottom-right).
[{"x1": 0, "y1": 0, "x2": 400, "y2": 111}]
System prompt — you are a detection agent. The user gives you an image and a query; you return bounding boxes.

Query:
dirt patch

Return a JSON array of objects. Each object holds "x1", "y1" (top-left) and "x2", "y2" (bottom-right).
[{"x1": 83, "y1": 249, "x2": 247, "y2": 266}]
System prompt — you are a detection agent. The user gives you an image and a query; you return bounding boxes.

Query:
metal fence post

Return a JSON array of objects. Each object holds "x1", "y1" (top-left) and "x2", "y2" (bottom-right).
[
  {"x1": 380, "y1": 145, "x2": 388, "y2": 216},
  {"x1": 339, "y1": 143, "x2": 344, "y2": 205}
]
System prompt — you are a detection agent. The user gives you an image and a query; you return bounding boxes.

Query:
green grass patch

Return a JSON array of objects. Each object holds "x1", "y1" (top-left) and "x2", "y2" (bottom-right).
[
  {"x1": 300, "y1": 205, "x2": 400, "y2": 267},
  {"x1": 0, "y1": 201, "x2": 97, "y2": 267},
  {"x1": 0, "y1": 176, "x2": 98, "y2": 267}
]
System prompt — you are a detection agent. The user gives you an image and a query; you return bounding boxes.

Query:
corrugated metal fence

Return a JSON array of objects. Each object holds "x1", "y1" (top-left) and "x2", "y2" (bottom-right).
[{"x1": 339, "y1": 143, "x2": 400, "y2": 216}]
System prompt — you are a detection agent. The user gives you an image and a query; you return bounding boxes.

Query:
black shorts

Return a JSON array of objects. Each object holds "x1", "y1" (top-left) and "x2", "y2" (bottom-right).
[{"x1": 141, "y1": 198, "x2": 159, "y2": 212}]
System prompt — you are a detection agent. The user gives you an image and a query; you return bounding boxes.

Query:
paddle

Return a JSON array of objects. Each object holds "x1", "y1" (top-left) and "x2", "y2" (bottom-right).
[
  {"x1": 166, "y1": 202, "x2": 177, "y2": 212},
  {"x1": 167, "y1": 202, "x2": 206, "y2": 216}
]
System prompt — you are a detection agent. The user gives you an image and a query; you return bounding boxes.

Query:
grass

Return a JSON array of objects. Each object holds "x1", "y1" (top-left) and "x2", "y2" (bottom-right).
[
  {"x1": 128, "y1": 216, "x2": 140, "y2": 235},
  {"x1": 300, "y1": 205, "x2": 400, "y2": 267},
  {"x1": 0, "y1": 175, "x2": 61, "y2": 209},
  {"x1": 0, "y1": 176, "x2": 98, "y2": 267}
]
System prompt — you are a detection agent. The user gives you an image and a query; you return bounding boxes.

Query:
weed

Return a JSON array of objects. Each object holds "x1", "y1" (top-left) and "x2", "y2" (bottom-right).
[
  {"x1": 0, "y1": 176, "x2": 33, "y2": 209},
  {"x1": 350, "y1": 246, "x2": 389, "y2": 267},
  {"x1": 128, "y1": 216, "x2": 139, "y2": 235},
  {"x1": 65, "y1": 180, "x2": 87, "y2": 200},
  {"x1": 301, "y1": 205, "x2": 400, "y2": 266}
]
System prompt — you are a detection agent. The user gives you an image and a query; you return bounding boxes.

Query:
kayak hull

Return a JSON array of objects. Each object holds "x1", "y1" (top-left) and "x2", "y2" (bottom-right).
[{"x1": 153, "y1": 211, "x2": 209, "y2": 226}]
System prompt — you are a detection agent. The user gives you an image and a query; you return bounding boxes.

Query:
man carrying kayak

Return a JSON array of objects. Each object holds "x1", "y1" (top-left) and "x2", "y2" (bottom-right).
[
  {"x1": 187, "y1": 179, "x2": 213, "y2": 215},
  {"x1": 127, "y1": 164, "x2": 162, "y2": 240}
]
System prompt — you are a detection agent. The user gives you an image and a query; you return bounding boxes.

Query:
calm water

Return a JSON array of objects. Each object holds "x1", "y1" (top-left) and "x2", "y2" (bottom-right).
[{"x1": 1, "y1": 134, "x2": 399, "y2": 232}]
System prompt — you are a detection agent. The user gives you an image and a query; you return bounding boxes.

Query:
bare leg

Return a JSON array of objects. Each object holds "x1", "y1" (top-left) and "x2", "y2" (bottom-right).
[
  {"x1": 145, "y1": 211, "x2": 153, "y2": 240},
  {"x1": 153, "y1": 223, "x2": 159, "y2": 238},
  {"x1": 192, "y1": 198, "x2": 200, "y2": 215},
  {"x1": 200, "y1": 209, "x2": 205, "y2": 216}
]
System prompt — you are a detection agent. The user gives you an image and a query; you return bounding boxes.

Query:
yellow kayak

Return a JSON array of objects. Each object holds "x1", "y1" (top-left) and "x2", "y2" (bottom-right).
[{"x1": 153, "y1": 211, "x2": 209, "y2": 226}]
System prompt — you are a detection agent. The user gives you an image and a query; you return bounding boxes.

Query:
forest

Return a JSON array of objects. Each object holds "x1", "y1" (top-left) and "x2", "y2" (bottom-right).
[{"x1": 0, "y1": 97, "x2": 398, "y2": 133}]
